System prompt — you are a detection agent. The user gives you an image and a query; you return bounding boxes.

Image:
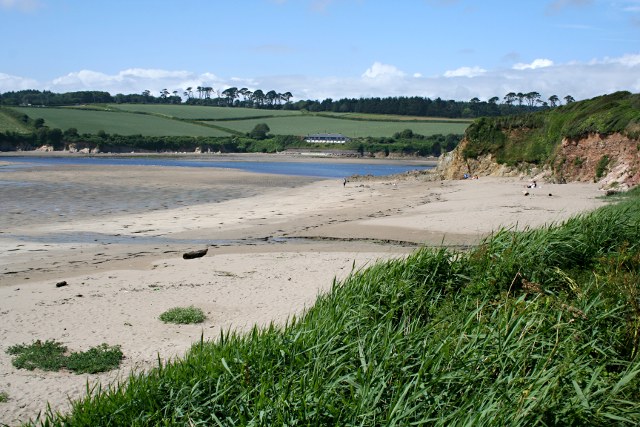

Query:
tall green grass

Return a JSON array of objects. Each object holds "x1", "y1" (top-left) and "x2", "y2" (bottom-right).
[{"x1": 31, "y1": 189, "x2": 640, "y2": 426}]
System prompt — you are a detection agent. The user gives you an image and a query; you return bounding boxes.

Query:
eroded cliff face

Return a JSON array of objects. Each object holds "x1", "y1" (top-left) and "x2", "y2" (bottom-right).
[
  {"x1": 437, "y1": 133, "x2": 639, "y2": 190},
  {"x1": 435, "y1": 138, "x2": 522, "y2": 180},
  {"x1": 554, "y1": 133, "x2": 639, "y2": 190}
]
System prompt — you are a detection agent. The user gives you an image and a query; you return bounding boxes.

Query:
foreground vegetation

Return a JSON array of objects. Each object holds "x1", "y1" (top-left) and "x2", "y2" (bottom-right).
[
  {"x1": 30, "y1": 188, "x2": 640, "y2": 426},
  {"x1": 463, "y1": 91, "x2": 640, "y2": 165},
  {"x1": 7, "y1": 341, "x2": 122, "y2": 375},
  {"x1": 159, "y1": 306, "x2": 207, "y2": 325}
]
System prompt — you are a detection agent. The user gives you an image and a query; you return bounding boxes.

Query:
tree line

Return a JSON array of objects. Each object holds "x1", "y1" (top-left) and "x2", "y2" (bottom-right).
[{"x1": 0, "y1": 89, "x2": 575, "y2": 119}]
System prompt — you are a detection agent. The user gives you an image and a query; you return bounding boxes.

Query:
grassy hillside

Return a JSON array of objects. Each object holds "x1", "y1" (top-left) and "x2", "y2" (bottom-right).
[
  {"x1": 32, "y1": 189, "x2": 640, "y2": 426},
  {"x1": 4, "y1": 105, "x2": 469, "y2": 138},
  {"x1": 202, "y1": 115, "x2": 469, "y2": 137},
  {"x1": 9, "y1": 107, "x2": 229, "y2": 137},
  {"x1": 0, "y1": 108, "x2": 31, "y2": 134},
  {"x1": 462, "y1": 91, "x2": 640, "y2": 165}
]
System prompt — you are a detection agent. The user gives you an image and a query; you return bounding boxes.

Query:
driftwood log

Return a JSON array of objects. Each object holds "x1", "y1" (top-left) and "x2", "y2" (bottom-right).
[{"x1": 182, "y1": 248, "x2": 208, "y2": 260}]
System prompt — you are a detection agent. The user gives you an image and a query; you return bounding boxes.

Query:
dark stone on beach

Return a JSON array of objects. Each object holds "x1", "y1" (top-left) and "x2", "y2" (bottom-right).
[
  {"x1": 183, "y1": 248, "x2": 208, "y2": 259},
  {"x1": 549, "y1": 193, "x2": 553, "y2": 197},
  {"x1": 55, "y1": 281, "x2": 68, "y2": 288}
]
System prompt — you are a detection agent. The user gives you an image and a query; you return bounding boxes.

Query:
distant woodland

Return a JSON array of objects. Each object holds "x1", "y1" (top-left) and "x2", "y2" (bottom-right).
[{"x1": 0, "y1": 89, "x2": 575, "y2": 119}]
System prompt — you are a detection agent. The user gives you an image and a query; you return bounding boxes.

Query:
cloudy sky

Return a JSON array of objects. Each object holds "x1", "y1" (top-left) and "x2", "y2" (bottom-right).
[{"x1": 1, "y1": 0, "x2": 639, "y2": 102}]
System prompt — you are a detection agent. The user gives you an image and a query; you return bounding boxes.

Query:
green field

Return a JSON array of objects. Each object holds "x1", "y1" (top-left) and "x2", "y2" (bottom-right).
[
  {"x1": 6, "y1": 104, "x2": 470, "y2": 138},
  {"x1": 205, "y1": 115, "x2": 470, "y2": 137},
  {"x1": 106, "y1": 104, "x2": 301, "y2": 120},
  {"x1": 0, "y1": 109, "x2": 31, "y2": 133},
  {"x1": 11, "y1": 107, "x2": 229, "y2": 136}
]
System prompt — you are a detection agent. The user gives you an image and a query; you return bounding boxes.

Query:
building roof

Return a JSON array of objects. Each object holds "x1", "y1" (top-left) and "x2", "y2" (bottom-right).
[{"x1": 306, "y1": 133, "x2": 349, "y2": 138}]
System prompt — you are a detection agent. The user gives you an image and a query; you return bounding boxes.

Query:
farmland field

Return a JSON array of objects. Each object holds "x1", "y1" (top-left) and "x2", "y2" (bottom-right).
[
  {"x1": 107, "y1": 104, "x2": 301, "y2": 120},
  {"x1": 321, "y1": 112, "x2": 473, "y2": 123},
  {"x1": 0, "y1": 109, "x2": 31, "y2": 133},
  {"x1": 206, "y1": 115, "x2": 470, "y2": 137},
  {"x1": 8, "y1": 105, "x2": 470, "y2": 138},
  {"x1": 11, "y1": 107, "x2": 230, "y2": 136}
]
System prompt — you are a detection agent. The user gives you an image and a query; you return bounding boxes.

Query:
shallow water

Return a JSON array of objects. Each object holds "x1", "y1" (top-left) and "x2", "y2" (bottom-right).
[{"x1": 0, "y1": 155, "x2": 433, "y2": 178}]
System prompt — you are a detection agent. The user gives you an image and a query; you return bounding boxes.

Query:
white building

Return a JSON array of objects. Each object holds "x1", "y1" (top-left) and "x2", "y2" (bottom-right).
[{"x1": 304, "y1": 133, "x2": 350, "y2": 144}]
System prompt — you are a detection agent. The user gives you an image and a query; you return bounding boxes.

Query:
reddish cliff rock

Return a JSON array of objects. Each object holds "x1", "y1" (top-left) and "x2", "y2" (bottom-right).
[{"x1": 437, "y1": 132, "x2": 639, "y2": 190}]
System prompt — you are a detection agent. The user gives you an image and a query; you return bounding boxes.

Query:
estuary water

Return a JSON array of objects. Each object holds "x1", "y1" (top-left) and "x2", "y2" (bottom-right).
[
  {"x1": 0, "y1": 155, "x2": 434, "y2": 178},
  {"x1": 0, "y1": 155, "x2": 435, "y2": 230}
]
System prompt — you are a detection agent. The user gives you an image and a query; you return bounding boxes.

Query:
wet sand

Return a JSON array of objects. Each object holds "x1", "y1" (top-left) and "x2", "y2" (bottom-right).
[{"x1": 0, "y1": 160, "x2": 608, "y2": 425}]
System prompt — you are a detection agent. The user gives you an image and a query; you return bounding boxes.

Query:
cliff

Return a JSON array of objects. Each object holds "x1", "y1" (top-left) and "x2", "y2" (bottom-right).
[{"x1": 437, "y1": 92, "x2": 640, "y2": 191}]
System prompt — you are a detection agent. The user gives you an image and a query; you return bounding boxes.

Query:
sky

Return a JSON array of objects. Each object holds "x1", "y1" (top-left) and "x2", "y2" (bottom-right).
[{"x1": 1, "y1": 0, "x2": 639, "y2": 103}]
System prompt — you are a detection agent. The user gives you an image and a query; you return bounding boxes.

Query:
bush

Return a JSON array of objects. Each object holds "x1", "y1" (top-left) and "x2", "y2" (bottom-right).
[
  {"x1": 159, "y1": 306, "x2": 206, "y2": 324},
  {"x1": 7, "y1": 340, "x2": 66, "y2": 371},
  {"x1": 65, "y1": 344, "x2": 123, "y2": 374}
]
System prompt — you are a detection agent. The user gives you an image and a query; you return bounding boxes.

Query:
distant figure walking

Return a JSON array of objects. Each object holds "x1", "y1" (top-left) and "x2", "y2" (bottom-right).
[
  {"x1": 526, "y1": 180, "x2": 537, "y2": 188},
  {"x1": 343, "y1": 178, "x2": 347, "y2": 187}
]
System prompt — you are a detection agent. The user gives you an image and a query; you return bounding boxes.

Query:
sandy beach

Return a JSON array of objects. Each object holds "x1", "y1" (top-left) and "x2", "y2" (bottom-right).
[{"x1": 0, "y1": 159, "x2": 608, "y2": 425}]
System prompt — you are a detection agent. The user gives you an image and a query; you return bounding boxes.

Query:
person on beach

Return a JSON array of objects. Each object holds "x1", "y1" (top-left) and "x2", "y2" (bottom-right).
[
  {"x1": 526, "y1": 180, "x2": 537, "y2": 188},
  {"x1": 343, "y1": 178, "x2": 347, "y2": 187}
]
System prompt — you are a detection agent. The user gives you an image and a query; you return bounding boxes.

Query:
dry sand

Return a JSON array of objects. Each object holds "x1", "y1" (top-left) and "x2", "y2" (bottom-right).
[{"x1": 0, "y1": 161, "x2": 608, "y2": 425}]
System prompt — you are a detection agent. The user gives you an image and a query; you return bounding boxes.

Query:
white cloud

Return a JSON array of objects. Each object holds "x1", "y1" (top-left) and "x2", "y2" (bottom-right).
[
  {"x1": 512, "y1": 59, "x2": 554, "y2": 70},
  {"x1": 1, "y1": 53, "x2": 639, "y2": 103},
  {"x1": 361, "y1": 62, "x2": 406, "y2": 79},
  {"x1": 444, "y1": 66, "x2": 487, "y2": 78},
  {"x1": 0, "y1": 72, "x2": 39, "y2": 91},
  {"x1": 602, "y1": 53, "x2": 640, "y2": 66}
]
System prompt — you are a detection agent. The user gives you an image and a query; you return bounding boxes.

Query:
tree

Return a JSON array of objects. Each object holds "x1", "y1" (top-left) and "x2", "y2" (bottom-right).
[
  {"x1": 548, "y1": 95, "x2": 559, "y2": 107},
  {"x1": 503, "y1": 92, "x2": 516, "y2": 106},
  {"x1": 252, "y1": 90, "x2": 265, "y2": 107},
  {"x1": 281, "y1": 91, "x2": 293, "y2": 103},
  {"x1": 222, "y1": 87, "x2": 238, "y2": 106},
  {"x1": 248, "y1": 123, "x2": 270, "y2": 140},
  {"x1": 525, "y1": 91, "x2": 541, "y2": 108},
  {"x1": 564, "y1": 95, "x2": 575, "y2": 104},
  {"x1": 488, "y1": 96, "x2": 500, "y2": 104},
  {"x1": 266, "y1": 90, "x2": 278, "y2": 106},
  {"x1": 239, "y1": 88, "x2": 252, "y2": 102}
]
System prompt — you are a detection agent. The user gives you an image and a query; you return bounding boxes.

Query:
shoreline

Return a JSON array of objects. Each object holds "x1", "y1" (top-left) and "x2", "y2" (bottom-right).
[
  {"x1": 0, "y1": 162, "x2": 608, "y2": 425},
  {"x1": 0, "y1": 150, "x2": 439, "y2": 167}
]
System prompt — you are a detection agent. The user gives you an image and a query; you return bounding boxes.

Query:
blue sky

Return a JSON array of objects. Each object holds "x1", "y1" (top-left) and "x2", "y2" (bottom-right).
[{"x1": 1, "y1": 0, "x2": 639, "y2": 102}]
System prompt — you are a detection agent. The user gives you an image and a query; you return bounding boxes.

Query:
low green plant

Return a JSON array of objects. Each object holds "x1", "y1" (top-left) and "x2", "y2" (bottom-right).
[
  {"x1": 0, "y1": 391, "x2": 8, "y2": 403},
  {"x1": 65, "y1": 344, "x2": 123, "y2": 374},
  {"x1": 7, "y1": 340, "x2": 67, "y2": 371},
  {"x1": 159, "y1": 306, "x2": 206, "y2": 324},
  {"x1": 6, "y1": 340, "x2": 123, "y2": 374},
  {"x1": 595, "y1": 154, "x2": 610, "y2": 179}
]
